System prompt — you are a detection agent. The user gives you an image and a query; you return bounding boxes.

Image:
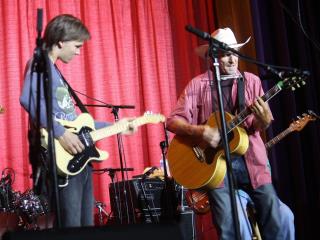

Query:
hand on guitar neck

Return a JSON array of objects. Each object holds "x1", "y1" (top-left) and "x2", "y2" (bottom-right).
[{"x1": 250, "y1": 97, "x2": 273, "y2": 130}]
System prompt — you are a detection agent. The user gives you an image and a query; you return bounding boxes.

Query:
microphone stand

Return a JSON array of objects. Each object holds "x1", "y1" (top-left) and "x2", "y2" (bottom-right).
[
  {"x1": 111, "y1": 106, "x2": 136, "y2": 224},
  {"x1": 185, "y1": 25, "x2": 241, "y2": 239},
  {"x1": 93, "y1": 168, "x2": 133, "y2": 224},
  {"x1": 159, "y1": 123, "x2": 176, "y2": 222},
  {"x1": 83, "y1": 103, "x2": 136, "y2": 224},
  {"x1": 82, "y1": 103, "x2": 135, "y2": 181},
  {"x1": 30, "y1": 9, "x2": 61, "y2": 228},
  {"x1": 207, "y1": 42, "x2": 241, "y2": 240}
]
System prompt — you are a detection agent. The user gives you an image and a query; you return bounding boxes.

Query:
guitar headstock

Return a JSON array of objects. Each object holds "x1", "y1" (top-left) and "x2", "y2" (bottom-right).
[
  {"x1": 143, "y1": 111, "x2": 166, "y2": 123},
  {"x1": 289, "y1": 113, "x2": 316, "y2": 132},
  {"x1": 0, "y1": 105, "x2": 4, "y2": 114},
  {"x1": 280, "y1": 72, "x2": 308, "y2": 91}
]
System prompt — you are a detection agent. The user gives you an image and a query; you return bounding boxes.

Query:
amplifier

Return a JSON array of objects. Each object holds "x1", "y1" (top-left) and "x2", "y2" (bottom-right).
[{"x1": 109, "y1": 178, "x2": 186, "y2": 224}]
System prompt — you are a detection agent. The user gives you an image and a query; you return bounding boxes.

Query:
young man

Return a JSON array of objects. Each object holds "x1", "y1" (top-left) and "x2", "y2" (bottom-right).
[
  {"x1": 167, "y1": 28, "x2": 292, "y2": 239},
  {"x1": 20, "y1": 14, "x2": 134, "y2": 227}
]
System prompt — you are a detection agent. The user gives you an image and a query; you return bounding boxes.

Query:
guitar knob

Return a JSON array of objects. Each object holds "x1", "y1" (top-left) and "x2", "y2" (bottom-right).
[{"x1": 291, "y1": 87, "x2": 296, "y2": 91}]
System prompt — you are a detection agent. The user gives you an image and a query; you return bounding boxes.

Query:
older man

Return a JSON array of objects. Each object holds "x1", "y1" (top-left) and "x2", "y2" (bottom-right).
[{"x1": 167, "y1": 28, "x2": 292, "y2": 239}]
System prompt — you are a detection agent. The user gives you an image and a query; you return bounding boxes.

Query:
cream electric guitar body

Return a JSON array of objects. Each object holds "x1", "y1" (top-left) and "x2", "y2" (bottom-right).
[{"x1": 41, "y1": 112, "x2": 165, "y2": 176}]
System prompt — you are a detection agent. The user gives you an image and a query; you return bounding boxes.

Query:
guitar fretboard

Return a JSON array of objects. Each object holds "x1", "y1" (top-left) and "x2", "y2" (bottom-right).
[
  {"x1": 90, "y1": 114, "x2": 164, "y2": 142},
  {"x1": 265, "y1": 128, "x2": 292, "y2": 149},
  {"x1": 227, "y1": 81, "x2": 283, "y2": 133},
  {"x1": 91, "y1": 121, "x2": 129, "y2": 142}
]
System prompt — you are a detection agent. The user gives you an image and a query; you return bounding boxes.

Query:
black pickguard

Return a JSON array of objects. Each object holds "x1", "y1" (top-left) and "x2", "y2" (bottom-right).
[{"x1": 67, "y1": 126, "x2": 100, "y2": 174}]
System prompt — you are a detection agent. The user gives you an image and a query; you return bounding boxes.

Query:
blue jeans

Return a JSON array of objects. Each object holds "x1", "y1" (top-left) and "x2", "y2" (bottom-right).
[
  {"x1": 237, "y1": 190, "x2": 295, "y2": 240},
  {"x1": 59, "y1": 165, "x2": 94, "y2": 227},
  {"x1": 208, "y1": 157, "x2": 283, "y2": 240}
]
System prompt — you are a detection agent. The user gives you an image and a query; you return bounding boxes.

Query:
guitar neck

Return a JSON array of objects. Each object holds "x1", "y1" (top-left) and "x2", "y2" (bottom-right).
[
  {"x1": 91, "y1": 122, "x2": 129, "y2": 142},
  {"x1": 227, "y1": 81, "x2": 283, "y2": 133},
  {"x1": 265, "y1": 128, "x2": 292, "y2": 149},
  {"x1": 90, "y1": 116, "x2": 161, "y2": 142}
]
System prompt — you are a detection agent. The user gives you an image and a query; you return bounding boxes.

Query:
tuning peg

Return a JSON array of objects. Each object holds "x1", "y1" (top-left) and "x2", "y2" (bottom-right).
[
  {"x1": 308, "y1": 110, "x2": 320, "y2": 119},
  {"x1": 297, "y1": 115, "x2": 301, "y2": 119},
  {"x1": 302, "y1": 81, "x2": 306, "y2": 85}
]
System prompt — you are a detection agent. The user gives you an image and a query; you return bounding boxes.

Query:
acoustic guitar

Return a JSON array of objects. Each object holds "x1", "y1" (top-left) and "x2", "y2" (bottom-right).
[
  {"x1": 168, "y1": 75, "x2": 307, "y2": 190},
  {"x1": 41, "y1": 112, "x2": 165, "y2": 176},
  {"x1": 185, "y1": 111, "x2": 316, "y2": 214}
]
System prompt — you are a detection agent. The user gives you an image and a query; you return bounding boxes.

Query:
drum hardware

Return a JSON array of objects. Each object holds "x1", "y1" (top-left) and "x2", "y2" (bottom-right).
[
  {"x1": 95, "y1": 200, "x2": 111, "y2": 225},
  {"x1": 13, "y1": 189, "x2": 49, "y2": 229},
  {"x1": 0, "y1": 168, "x2": 49, "y2": 230}
]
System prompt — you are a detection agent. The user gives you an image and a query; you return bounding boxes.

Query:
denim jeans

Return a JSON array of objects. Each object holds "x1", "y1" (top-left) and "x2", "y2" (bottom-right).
[
  {"x1": 208, "y1": 157, "x2": 283, "y2": 240},
  {"x1": 59, "y1": 165, "x2": 94, "y2": 227},
  {"x1": 237, "y1": 190, "x2": 295, "y2": 240}
]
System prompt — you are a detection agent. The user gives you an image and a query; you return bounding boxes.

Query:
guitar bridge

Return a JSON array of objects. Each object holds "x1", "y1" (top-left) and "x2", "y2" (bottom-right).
[{"x1": 192, "y1": 146, "x2": 206, "y2": 162}]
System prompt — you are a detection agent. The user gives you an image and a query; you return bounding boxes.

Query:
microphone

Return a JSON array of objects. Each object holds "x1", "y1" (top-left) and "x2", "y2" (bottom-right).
[
  {"x1": 36, "y1": 8, "x2": 43, "y2": 34},
  {"x1": 185, "y1": 25, "x2": 231, "y2": 51},
  {"x1": 33, "y1": 8, "x2": 44, "y2": 73},
  {"x1": 185, "y1": 25, "x2": 211, "y2": 40}
]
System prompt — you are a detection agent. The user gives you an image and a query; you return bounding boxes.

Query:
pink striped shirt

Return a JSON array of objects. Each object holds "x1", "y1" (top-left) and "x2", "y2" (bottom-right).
[{"x1": 167, "y1": 70, "x2": 272, "y2": 189}]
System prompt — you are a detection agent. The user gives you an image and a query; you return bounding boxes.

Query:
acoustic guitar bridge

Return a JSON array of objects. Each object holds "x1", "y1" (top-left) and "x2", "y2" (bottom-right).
[{"x1": 192, "y1": 146, "x2": 206, "y2": 162}]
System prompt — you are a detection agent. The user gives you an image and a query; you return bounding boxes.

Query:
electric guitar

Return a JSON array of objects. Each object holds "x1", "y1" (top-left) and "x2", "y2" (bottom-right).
[
  {"x1": 168, "y1": 75, "x2": 307, "y2": 190},
  {"x1": 185, "y1": 110, "x2": 316, "y2": 214},
  {"x1": 265, "y1": 112, "x2": 316, "y2": 149},
  {"x1": 40, "y1": 112, "x2": 165, "y2": 176}
]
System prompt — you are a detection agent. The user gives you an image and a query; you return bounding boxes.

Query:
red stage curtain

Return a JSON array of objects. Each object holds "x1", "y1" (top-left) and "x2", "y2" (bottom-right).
[
  {"x1": 0, "y1": 0, "x2": 177, "y2": 200},
  {"x1": 0, "y1": 0, "x2": 217, "y2": 236}
]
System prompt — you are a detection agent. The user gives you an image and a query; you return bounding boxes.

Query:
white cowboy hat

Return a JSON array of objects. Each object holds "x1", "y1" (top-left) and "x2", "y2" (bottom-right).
[{"x1": 195, "y1": 27, "x2": 251, "y2": 59}]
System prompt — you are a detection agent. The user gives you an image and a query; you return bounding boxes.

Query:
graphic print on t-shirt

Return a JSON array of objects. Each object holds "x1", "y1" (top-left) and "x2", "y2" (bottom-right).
[{"x1": 55, "y1": 86, "x2": 76, "y2": 120}]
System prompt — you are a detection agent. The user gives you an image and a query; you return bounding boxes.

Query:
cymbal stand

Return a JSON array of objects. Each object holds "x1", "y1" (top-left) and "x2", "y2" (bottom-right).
[{"x1": 95, "y1": 201, "x2": 111, "y2": 225}]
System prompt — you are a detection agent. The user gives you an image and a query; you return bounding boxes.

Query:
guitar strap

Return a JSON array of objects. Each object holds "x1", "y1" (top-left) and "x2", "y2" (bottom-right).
[
  {"x1": 55, "y1": 66, "x2": 89, "y2": 113},
  {"x1": 237, "y1": 74, "x2": 245, "y2": 112},
  {"x1": 53, "y1": 66, "x2": 90, "y2": 185}
]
